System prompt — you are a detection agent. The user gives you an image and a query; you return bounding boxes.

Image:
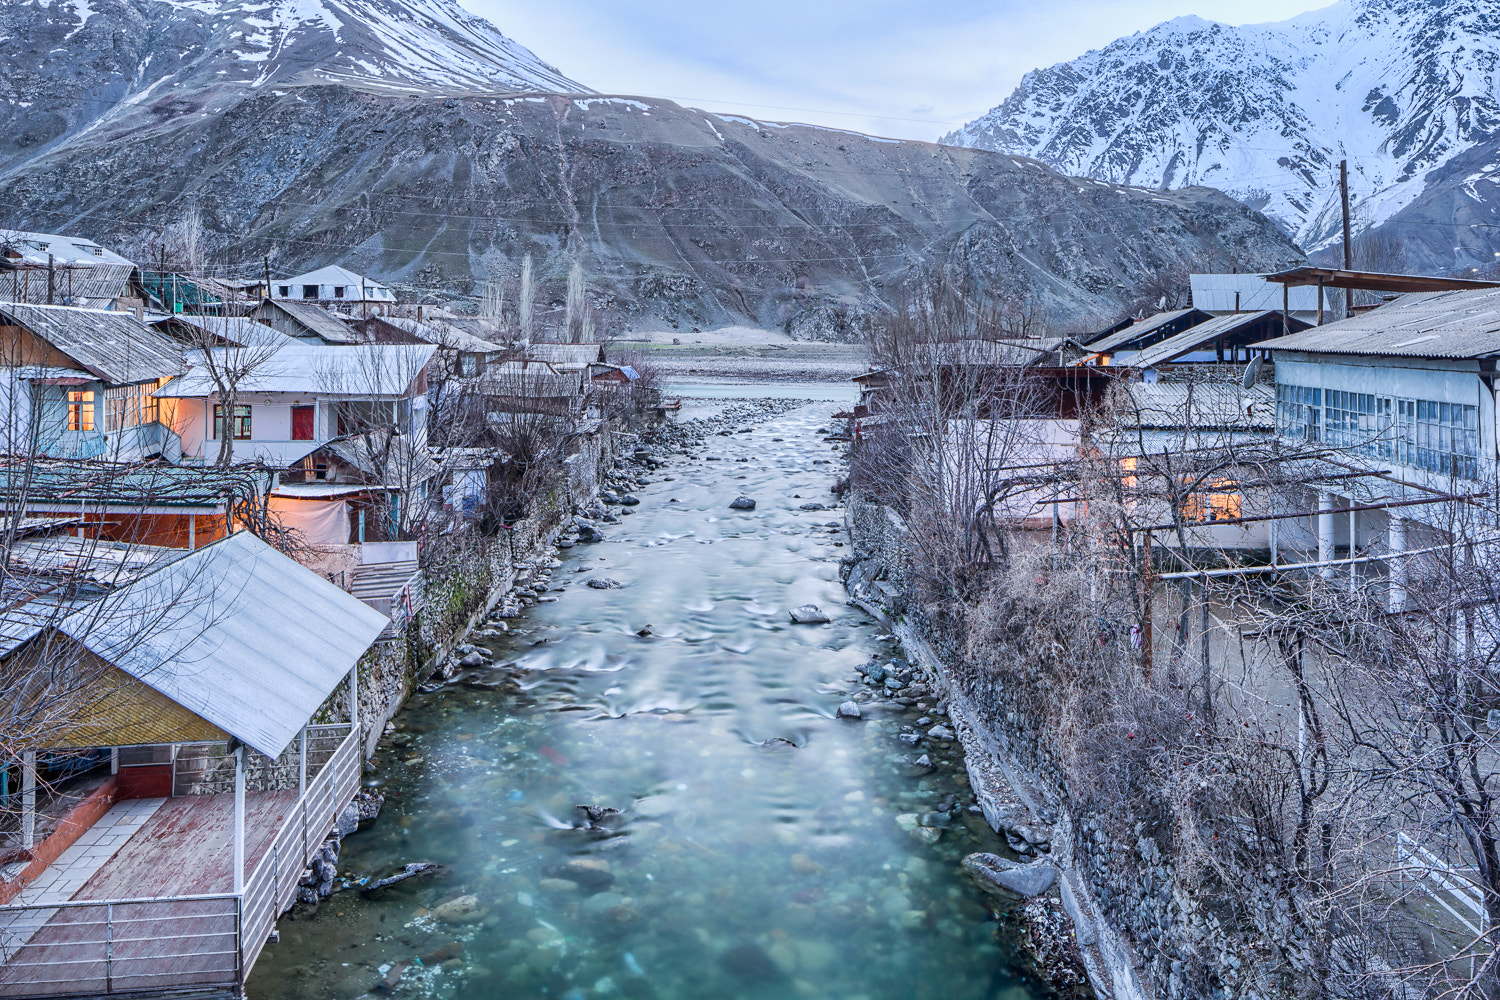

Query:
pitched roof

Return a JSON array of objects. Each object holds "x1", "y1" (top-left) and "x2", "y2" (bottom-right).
[
  {"x1": 1124, "y1": 380, "x2": 1275, "y2": 430},
  {"x1": 253, "y1": 300, "x2": 359, "y2": 344},
  {"x1": 0, "y1": 303, "x2": 186, "y2": 385},
  {"x1": 507, "y1": 342, "x2": 605, "y2": 368},
  {"x1": 0, "y1": 460, "x2": 270, "y2": 512},
  {"x1": 382, "y1": 316, "x2": 505, "y2": 354},
  {"x1": 57, "y1": 530, "x2": 387, "y2": 756},
  {"x1": 1126, "y1": 311, "x2": 1284, "y2": 369},
  {"x1": 1254, "y1": 288, "x2": 1500, "y2": 360},
  {"x1": 277, "y1": 265, "x2": 394, "y2": 301},
  {"x1": 157, "y1": 343, "x2": 435, "y2": 397},
  {"x1": 1080, "y1": 309, "x2": 1207, "y2": 355}
]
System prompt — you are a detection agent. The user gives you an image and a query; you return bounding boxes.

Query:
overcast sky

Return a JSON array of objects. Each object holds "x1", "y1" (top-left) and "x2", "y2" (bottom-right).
[{"x1": 468, "y1": 0, "x2": 1329, "y2": 141}]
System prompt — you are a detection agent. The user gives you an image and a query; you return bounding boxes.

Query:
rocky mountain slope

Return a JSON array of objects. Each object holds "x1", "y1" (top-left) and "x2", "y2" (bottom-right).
[
  {"x1": 0, "y1": 0, "x2": 1305, "y2": 335},
  {"x1": 944, "y1": 0, "x2": 1500, "y2": 276}
]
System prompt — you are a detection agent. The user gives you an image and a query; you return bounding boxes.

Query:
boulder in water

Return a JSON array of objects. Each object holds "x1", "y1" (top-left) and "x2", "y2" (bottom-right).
[
  {"x1": 836, "y1": 701, "x2": 861, "y2": 720},
  {"x1": 728, "y1": 496, "x2": 756, "y2": 510},
  {"x1": 962, "y1": 853, "x2": 1058, "y2": 898},
  {"x1": 789, "y1": 605, "x2": 830, "y2": 624},
  {"x1": 587, "y1": 578, "x2": 623, "y2": 590}
]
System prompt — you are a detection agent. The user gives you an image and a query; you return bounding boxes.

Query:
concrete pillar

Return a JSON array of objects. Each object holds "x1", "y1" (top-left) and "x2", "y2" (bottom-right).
[
  {"x1": 188, "y1": 514, "x2": 195, "y2": 551},
  {"x1": 1388, "y1": 517, "x2": 1407, "y2": 613},
  {"x1": 20, "y1": 751, "x2": 36, "y2": 849},
  {"x1": 1317, "y1": 493, "x2": 1336, "y2": 579},
  {"x1": 347, "y1": 664, "x2": 360, "y2": 736},
  {"x1": 233, "y1": 745, "x2": 246, "y2": 896},
  {"x1": 1349, "y1": 507, "x2": 1359, "y2": 593}
]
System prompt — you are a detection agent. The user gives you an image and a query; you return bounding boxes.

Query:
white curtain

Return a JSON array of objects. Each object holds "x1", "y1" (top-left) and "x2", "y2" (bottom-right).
[{"x1": 269, "y1": 497, "x2": 350, "y2": 546}]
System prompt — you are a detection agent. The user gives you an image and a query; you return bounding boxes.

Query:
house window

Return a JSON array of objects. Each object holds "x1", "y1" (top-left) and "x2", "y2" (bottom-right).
[
  {"x1": 459, "y1": 353, "x2": 479, "y2": 377},
  {"x1": 1399, "y1": 399, "x2": 1479, "y2": 479},
  {"x1": 103, "y1": 380, "x2": 167, "y2": 432},
  {"x1": 1275, "y1": 384, "x2": 1320, "y2": 442},
  {"x1": 67, "y1": 391, "x2": 94, "y2": 432},
  {"x1": 334, "y1": 286, "x2": 345, "y2": 299},
  {"x1": 1181, "y1": 480, "x2": 1243, "y2": 523},
  {"x1": 278, "y1": 285, "x2": 290, "y2": 298},
  {"x1": 292, "y1": 405, "x2": 315, "y2": 441},
  {"x1": 302, "y1": 284, "x2": 319, "y2": 299},
  {"x1": 213, "y1": 404, "x2": 252, "y2": 440}
]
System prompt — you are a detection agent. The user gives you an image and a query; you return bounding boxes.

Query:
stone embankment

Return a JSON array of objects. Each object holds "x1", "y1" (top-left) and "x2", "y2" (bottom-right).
[{"x1": 842, "y1": 496, "x2": 1147, "y2": 1000}]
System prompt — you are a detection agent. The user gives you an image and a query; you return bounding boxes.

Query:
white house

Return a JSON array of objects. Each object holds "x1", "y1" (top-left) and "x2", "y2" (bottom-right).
[
  {"x1": 1255, "y1": 287, "x2": 1500, "y2": 598},
  {"x1": 154, "y1": 342, "x2": 436, "y2": 469},
  {"x1": 270, "y1": 266, "x2": 396, "y2": 311}
]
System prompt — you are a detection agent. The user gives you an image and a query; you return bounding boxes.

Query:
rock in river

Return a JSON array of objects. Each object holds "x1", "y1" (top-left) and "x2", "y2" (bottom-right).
[
  {"x1": 431, "y1": 894, "x2": 486, "y2": 924},
  {"x1": 789, "y1": 605, "x2": 830, "y2": 624},
  {"x1": 587, "y1": 578, "x2": 623, "y2": 590},
  {"x1": 728, "y1": 496, "x2": 757, "y2": 510},
  {"x1": 836, "y1": 701, "x2": 861, "y2": 719},
  {"x1": 962, "y1": 853, "x2": 1058, "y2": 898}
]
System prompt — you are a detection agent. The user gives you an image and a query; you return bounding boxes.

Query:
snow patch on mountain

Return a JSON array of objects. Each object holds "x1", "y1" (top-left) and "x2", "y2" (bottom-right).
[{"x1": 944, "y1": 0, "x2": 1500, "y2": 259}]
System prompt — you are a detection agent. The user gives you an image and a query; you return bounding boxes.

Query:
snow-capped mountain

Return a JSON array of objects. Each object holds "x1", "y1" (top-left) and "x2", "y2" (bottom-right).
[
  {"x1": 1, "y1": 0, "x2": 585, "y2": 111},
  {"x1": 943, "y1": 0, "x2": 1500, "y2": 272}
]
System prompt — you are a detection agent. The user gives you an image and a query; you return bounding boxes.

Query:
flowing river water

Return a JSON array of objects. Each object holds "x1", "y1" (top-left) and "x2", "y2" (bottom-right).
[{"x1": 249, "y1": 397, "x2": 1042, "y2": 1000}]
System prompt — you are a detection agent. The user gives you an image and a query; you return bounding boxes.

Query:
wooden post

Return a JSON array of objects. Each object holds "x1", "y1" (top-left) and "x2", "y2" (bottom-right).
[
  {"x1": 1340, "y1": 159, "x2": 1354, "y2": 318},
  {"x1": 233, "y1": 745, "x2": 246, "y2": 895},
  {"x1": 46, "y1": 254, "x2": 54, "y2": 306},
  {"x1": 1283, "y1": 284, "x2": 1290, "y2": 337},
  {"x1": 20, "y1": 751, "x2": 36, "y2": 849},
  {"x1": 1349, "y1": 507, "x2": 1359, "y2": 593},
  {"x1": 1316, "y1": 281, "x2": 1325, "y2": 326}
]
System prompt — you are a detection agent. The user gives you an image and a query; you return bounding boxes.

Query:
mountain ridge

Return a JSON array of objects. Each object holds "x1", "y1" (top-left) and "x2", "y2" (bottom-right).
[{"x1": 943, "y1": 0, "x2": 1500, "y2": 275}]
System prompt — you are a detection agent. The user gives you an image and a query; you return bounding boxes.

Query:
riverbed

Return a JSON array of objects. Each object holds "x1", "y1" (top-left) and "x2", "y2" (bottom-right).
[{"x1": 249, "y1": 398, "x2": 1040, "y2": 1000}]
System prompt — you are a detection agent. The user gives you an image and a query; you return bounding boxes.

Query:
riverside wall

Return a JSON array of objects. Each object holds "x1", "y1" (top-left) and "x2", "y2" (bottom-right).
[{"x1": 843, "y1": 494, "x2": 1301, "y2": 1000}]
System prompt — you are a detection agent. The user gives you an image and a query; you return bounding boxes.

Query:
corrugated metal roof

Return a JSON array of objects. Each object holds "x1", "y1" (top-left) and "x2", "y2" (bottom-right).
[
  {"x1": 59, "y1": 530, "x2": 387, "y2": 756},
  {"x1": 1254, "y1": 288, "x2": 1500, "y2": 359},
  {"x1": 0, "y1": 459, "x2": 269, "y2": 511},
  {"x1": 1128, "y1": 311, "x2": 1280, "y2": 369},
  {"x1": 1082, "y1": 309, "x2": 1203, "y2": 354},
  {"x1": 324, "y1": 431, "x2": 441, "y2": 486},
  {"x1": 0, "y1": 231, "x2": 134, "y2": 307},
  {"x1": 252, "y1": 300, "x2": 359, "y2": 344},
  {"x1": 1191, "y1": 273, "x2": 1337, "y2": 314},
  {"x1": 1124, "y1": 381, "x2": 1274, "y2": 430},
  {"x1": 155, "y1": 316, "x2": 298, "y2": 349},
  {"x1": 157, "y1": 343, "x2": 435, "y2": 397},
  {"x1": 506, "y1": 342, "x2": 605, "y2": 368},
  {"x1": 0, "y1": 303, "x2": 187, "y2": 385},
  {"x1": 383, "y1": 316, "x2": 505, "y2": 354}
]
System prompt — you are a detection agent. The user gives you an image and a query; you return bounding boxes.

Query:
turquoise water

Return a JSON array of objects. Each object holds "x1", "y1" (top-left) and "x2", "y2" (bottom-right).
[{"x1": 249, "y1": 401, "x2": 1038, "y2": 1000}]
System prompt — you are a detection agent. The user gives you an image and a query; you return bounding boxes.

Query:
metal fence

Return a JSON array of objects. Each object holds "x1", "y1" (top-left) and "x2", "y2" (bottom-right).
[
  {"x1": 0, "y1": 724, "x2": 359, "y2": 997},
  {"x1": 0, "y1": 895, "x2": 239, "y2": 997}
]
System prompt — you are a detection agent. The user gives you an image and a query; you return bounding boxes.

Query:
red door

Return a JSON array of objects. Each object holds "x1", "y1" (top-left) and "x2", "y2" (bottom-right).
[{"x1": 292, "y1": 405, "x2": 315, "y2": 441}]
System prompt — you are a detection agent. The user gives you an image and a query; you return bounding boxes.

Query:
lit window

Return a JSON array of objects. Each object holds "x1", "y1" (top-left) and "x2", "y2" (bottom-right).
[
  {"x1": 1181, "y1": 480, "x2": 1242, "y2": 523},
  {"x1": 67, "y1": 390, "x2": 94, "y2": 432},
  {"x1": 212, "y1": 404, "x2": 252, "y2": 440}
]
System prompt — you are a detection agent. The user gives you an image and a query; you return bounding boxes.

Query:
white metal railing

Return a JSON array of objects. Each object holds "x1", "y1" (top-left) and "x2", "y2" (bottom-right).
[
  {"x1": 1397, "y1": 832, "x2": 1489, "y2": 938},
  {"x1": 239, "y1": 723, "x2": 360, "y2": 976},
  {"x1": 0, "y1": 723, "x2": 360, "y2": 996},
  {"x1": 0, "y1": 894, "x2": 240, "y2": 996}
]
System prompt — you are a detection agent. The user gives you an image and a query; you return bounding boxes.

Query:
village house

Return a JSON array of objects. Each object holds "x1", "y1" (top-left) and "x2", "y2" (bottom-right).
[
  {"x1": 0, "y1": 529, "x2": 384, "y2": 998},
  {"x1": 1190, "y1": 272, "x2": 1343, "y2": 326},
  {"x1": 270, "y1": 265, "x2": 396, "y2": 313},
  {"x1": 249, "y1": 299, "x2": 360, "y2": 345},
  {"x1": 0, "y1": 303, "x2": 187, "y2": 464},
  {"x1": 0, "y1": 232, "x2": 136, "y2": 311},
  {"x1": 1254, "y1": 286, "x2": 1500, "y2": 603}
]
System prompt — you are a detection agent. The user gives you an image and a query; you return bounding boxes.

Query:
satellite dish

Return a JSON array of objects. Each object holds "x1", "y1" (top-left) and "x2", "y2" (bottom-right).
[{"x1": 1242, "y1": 356, "x2": 1264, "y2": 389}]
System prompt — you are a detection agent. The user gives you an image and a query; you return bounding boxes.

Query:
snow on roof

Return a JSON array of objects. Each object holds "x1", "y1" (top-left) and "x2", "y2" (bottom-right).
[
  {"x1": 254, "y1": 299, "x2": 360, "y2": 343},
  {"x1": 156, "y1": 343, "x2": 436, "y2": 397},
  {"x1": 0, "y1": 230, "x2": 134, "y2": 269},
  {"x1": 58, "y1": 530, "x2": 387, "y2": 756},
  {"x1": 382, "y1": 316, "x2": 505, "y2": 354},
  {"x1": 276, "y1": 265, "x2": 395, "y2": 301}
]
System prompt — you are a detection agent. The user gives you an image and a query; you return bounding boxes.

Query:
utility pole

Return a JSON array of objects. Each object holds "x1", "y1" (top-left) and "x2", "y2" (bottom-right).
[
  {"x1": 264, "y1": 256, "x2": 272, "y2": 302},
  {"x1": 1340, "y1": 159, "x2": 1354, "y2": 318},
  {"x1": 45, "y1": 254, "x2": 54, "y2": 305}
]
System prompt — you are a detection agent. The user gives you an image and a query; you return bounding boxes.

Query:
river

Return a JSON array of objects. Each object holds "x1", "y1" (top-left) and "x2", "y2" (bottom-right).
[{"x1": 249, "y1": 395, "x2": 1040, "y2": 1000}]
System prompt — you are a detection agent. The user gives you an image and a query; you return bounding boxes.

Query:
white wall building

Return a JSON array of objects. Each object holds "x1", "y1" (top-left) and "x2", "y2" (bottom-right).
[{"x1": 271, "y1": 265, "x2": 396, "y2": 310}]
